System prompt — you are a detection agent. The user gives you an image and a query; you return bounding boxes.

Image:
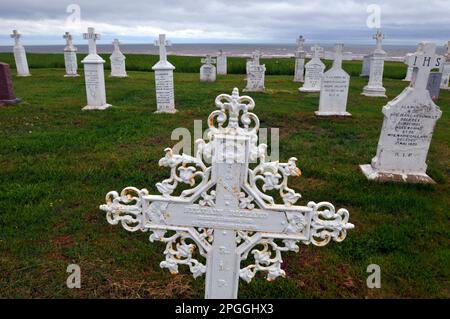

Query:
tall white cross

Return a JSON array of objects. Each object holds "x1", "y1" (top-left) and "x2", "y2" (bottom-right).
[
  {"x1": 252, "y1": 50, "x2": 261, "y2": 64},
  {"x1": 83, "y1": 27, "x2": 100, "y2": 55},
  {"x1": 201, "y1": 54, "x2": 216, "y2": 65},
  {"x1": 311, "y1": 44, "x2": 323, "y2": 59},
  {"x1": 10, "y1": 30, "x2": 21, "y2": 46},
  {"x1": 374, "y1": 29, "x2": 384, "y2": 51},
  {"x1": 405, "y1": 42, "x2": 439, "y2": 90},
  {"x1": 155, "y1": 34, "x2": 171, "y2": 62},
  {"x1": 333, "y1": 43, "x2": 344, "y2": 68},
  {"x1": 63, "y1": 32, "x2": 73, "y2": 47},
  {"x1": 296, "y1": 35, "x2": 305, "y2": 51},
  {"x1": 100, "y1": 88, "x2": 354, "y2": 299}
]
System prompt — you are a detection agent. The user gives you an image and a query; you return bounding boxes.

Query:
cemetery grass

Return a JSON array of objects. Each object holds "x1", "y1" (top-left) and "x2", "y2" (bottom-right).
[{"x1": 0, "y1": 68, "x2": 449, "y2": 299}]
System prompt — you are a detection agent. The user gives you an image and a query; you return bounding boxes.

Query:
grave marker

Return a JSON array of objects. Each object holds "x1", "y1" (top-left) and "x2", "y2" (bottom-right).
[
  {"x1": 10, "y1": 30, "x2": 30, "y2": 77},
  {"x1": 216, "y1": 50, "x2": 227, "y2": 75},
  {"x1": 362, "y1": 30, "x2": 387, "y2": 97},
  {"x1": 360, "y1": 54, "x2": 372, "y2": 77},
  {"x1": 0, "y1": 62, "x2": 21, "y2": 105},
  {"x1": 200, "y1": 55, "x2": 217, "y2": 82},
  {"x1": 440, "y1": 41, "x2": 450, "y2": 90},
  {"x1": 427, "y1": 72, "x2": 442, "y2": 101},
  {"x1": 299, "y1": 44, "x2": 325, "y2": 93},
  {"x1": 63, "y1": 32, "x2": 79, "y2": 77},
  {"x1": 293, "y1": 35, "x2": 306, "y2": 82},
  {"x1": 110, "y1": 39, "x2": 128, "y2": 78},
  {"x1": 244, "y1": 51, "x2": 266, "y2": 92}
]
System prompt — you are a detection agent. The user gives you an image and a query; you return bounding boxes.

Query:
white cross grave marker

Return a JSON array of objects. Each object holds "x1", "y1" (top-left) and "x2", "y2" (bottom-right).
[
  {"x1": 299, "y1": 44, "x2": 325, "y2": 92},
  {"x1": 63, "y1": 32, "x2": 79, "y2": 77},
  {"x1": 362, "y1": 30, "x2": 387, "y2": 97},
  {"x1": 10, "y1": 30, "x2": 30, "y2": 77},
  {"x1": 155, "y1": 34, "x2": 171, "y2": 62},
  {"x1": 200, "y1": 55, "x2": 217, "y2": 82},
  {"x1": 100, "y1": 88, "x2": 354, "y2": 299}
]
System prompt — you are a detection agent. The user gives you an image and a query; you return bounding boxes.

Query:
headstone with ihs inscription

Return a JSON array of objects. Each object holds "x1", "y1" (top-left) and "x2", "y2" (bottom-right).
[
  {"x1": 0, "y1": 62, "x2": 21, "y2": 105},
  {"x1": 81, "y1": 27, "x2": 111, "y2": 110},
  {"x1": 152, "y1": 34, "x2": 176, "y2": 113},
  {"x1": 360, "y1": 42, "x2": 442, "y2": 183},
  {"x1": 100, "y1": 88, "x2": 354, "y2": 299},
  {"x1": 316, "y1": 44, "x2": 351, "y2": 117},
  {"x1": 293, "y1": 35, "x2": 306, "y2": 82},
  {"x1": 362, "y1": 30, "x2": 387, "y2": 97},
  {"x1": 216, "y1": 50, "x2": 227, "y2": 75},
  {"x1": 200, "y1": 55, "x2": 216, "y2": 82},
  {"x1": 440, "y1": 41, "x2": 450, "y2": 90},
  {"x1": 110, "y1": 39, "x2": 127, "y2": 78},
  {"x1": 10, "y1": 30, "x2": 30, "y2": 77},
  {"x1": 299, "y1": 44, "x2": 325, "y2": 93},
  {"x1": 63, "y1": 32, "x2": 79, "y2": 77}
]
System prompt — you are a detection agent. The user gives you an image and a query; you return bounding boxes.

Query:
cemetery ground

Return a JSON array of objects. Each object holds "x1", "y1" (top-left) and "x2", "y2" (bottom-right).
[{"x1": 0, "y1": 54, "x2": 449, "y2": 298}]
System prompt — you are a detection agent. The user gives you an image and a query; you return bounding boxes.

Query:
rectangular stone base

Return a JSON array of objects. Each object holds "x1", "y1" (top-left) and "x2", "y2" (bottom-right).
[
  {"x1": 82, "y1": 104, "x2": 112, "y2": 111},
  {"x1": 0, "y1": 98, "x2": 22, "y2": 106},
  {"x1": 361, "y1": 87, "x2": 386, "y2": 98},
  {"x1": 243, "y1": 88, "x2": 265, "y2": 92},
  {"x1": 17, "y1": 74, "x2": 31, "y2": 77},
  {"x1": 315, "y1": 111, "x2": 351, "y2": 117},
  {"x1": 155, "y1": 109, "x2": 177, "y2": 114},
  {"x1": 359, "y1": 164, "x2": 436, "y2": 184},
  {"x1": 299, "y1": 87, "x2": 320, "y2": 93},
  {"x1": 64, "y1": 74, "x2": 80, "y2": 77}
]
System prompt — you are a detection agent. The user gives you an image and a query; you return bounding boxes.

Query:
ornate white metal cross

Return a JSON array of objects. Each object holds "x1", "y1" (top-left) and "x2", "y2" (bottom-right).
[
  {"x1": 100, "y1": 88, "x2": 354, "y2": 299},
  {"x1": 10, "y1": 30, "x2": 21, "y2": 45},
  {"x1": 83, "y1": 27, "x2": 100, "y2": 55},
  {"x1": 155, "y1": 34, "x2": 171, "y2": 62},
  {"x1": 201, "y1": 55, "x2": 216, "y2": 65},
  {"x1": 405, "y1": 42, "x2": 440, "y2": 89}
]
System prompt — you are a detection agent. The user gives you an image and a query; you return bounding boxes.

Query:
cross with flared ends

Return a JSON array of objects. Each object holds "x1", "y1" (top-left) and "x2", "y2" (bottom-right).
[
  {"x1": 311, "y1": 44, "x2": 323, "y2": 58},
  {"x1": 201, "y1": 55, "x2": 216, "y2": 65},
  {"x1": 10, "y1": 30, "x2": 21, "y2": 46},
  {"x1": 374, "y1": 30, "x2": 384, "y2": 50},
  {"x1": 405, "y1": 42, "x2": 439, "y2": 90},
  {"x1": 296, "y1": 35, "x2": 305, "y2": 51},
  {"x1": 63, "y1": 32, "x2": 73, "y2": 46},
  {"x1": 155, "y1": 34, "x2": 171, "y2": 62},
  {"x1": 100, "y1": 88, "x2": 354, "y2": 299},
  {"x1": 83, "y1": 27, "x2": 100, "y2": 55}
]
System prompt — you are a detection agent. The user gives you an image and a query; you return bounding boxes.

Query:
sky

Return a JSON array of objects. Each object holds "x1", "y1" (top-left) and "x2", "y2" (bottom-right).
[{"x1": 0, "y1": 0, "x2": 449, "y2": 45}]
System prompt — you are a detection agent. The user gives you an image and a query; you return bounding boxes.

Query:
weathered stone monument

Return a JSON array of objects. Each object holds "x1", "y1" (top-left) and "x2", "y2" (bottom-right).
[
  {"x1": 244, "y1": 51, "x2": 266, "y2": 92},
  {"x1": 360, "y1": 42, "x2": 442, "y2": 183},
  {"x1": 81, "y1": 27, "x2": 111, "y2": 110},
  {"x1": 360, "y1": 54, "x2": 372, "y2": 77},
  {"x1": 299, "y1": 44, "x2": 325, "y2": 93},
  {"x1": 440, "y1": 41, "x2": 450, "y2": 90},
  {"x1": 63, "y1": 32, "x2": 79, "y2": 77},
  {"x1": 315, "y1": 44, "x2": 351, "y2": 117},
  {"x1": 152, "y1": 34, "x2": 176, "y2": 113},
  {"x1": 200, "y1": 55, "x2": 217, "y2": 82},
  {"x1": 0, "y1": 62, "x2": 21, "y2": 105},
  {"x1": 362, "y1": 30, "x2": 387, "y2": 97},
  {"x1": 427, "y1": 72, "x2": 442, "y2": 101},
  {"x1": 110, "y1": 39, "x2": 127, "y2": 78},
  {"x1": 10, "y1": 30, "x2": 30, "y2": 77},
  {"x1": 293, "y1": 35, "x2": 306, "y2": 82},
  {"x1": 100, "y1": 88, "x2": 354, "y2": 299},
  {"x1": 216, "y1": 49, "x2": 227, "y2": 75}
]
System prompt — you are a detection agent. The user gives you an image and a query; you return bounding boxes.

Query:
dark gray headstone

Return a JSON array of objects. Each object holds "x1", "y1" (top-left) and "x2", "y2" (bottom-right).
[
  {"x1": 0, "y1": 62, "x2": 21, "y2": 105},
  {"x1": 427, "y1": 72, "x2": 442, "y2": 101}
]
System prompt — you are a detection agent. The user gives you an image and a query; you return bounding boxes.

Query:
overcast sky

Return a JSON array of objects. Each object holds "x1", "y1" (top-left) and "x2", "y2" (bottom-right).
[{"x1": 0, "y1": 0, "x2": 449, "y2": 45}]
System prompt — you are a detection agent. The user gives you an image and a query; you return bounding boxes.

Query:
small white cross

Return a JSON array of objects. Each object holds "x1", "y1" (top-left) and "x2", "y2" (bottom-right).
[
  {"x1": 405, "y1": 42, "x2": 439, "y2": 90},
  {"x1": 333, "y1": 43, "x2": 344, "y2": 67},
  {"x1": 63, "y1": 32, "x2": 73, "y2": 46},
  {"x1": 311, "y1": 44, "x2": 323, "y2": 59},
  {"x1": 201, "y1": 54, "x2": 216, "y2": 65},
  {"x1": 155, "y1": 34, "x2": 171, "y2": 62},
  {"x1": 10, "y1": 30, "x2": 21, "y2": 46},
  {"x1": 83, "y1": 27, "x2": 100, "y2": 55},
  {"x1": 374, "y1": 30, "x2": 384, "y2": 50}
]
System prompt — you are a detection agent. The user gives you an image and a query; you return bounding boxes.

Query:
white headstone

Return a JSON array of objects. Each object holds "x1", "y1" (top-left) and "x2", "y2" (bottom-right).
[
  {"x1": 152, "y1": 34, "x2": 176, "y2": 113},
  {"x1": 100, "y1": 88, "x2": 354, "y2": 299},
  {"x1": 216, "y1": 49, "x2": 227, "y2": 75},
  {"x1": 403, "y1": 53, "x2": 414, "y2": 81},
  {"x1": 427, "y1": 72, "x2": 442, "y2": 101},
  {"x1": 244, "y1": 51, "x2": 265, "y2": 92},
  {"x1": 10, "y1": 30, "x2": 30, "y2": 77},
  {"x1": 315, "y1": 44, "x2": 351, "y2": 117},
  {"x1": 63, "y1": 32, "x2": 79, "y2": 77},
  {"x1": 360, "y1": 54, "x2": 372, "y2": 77},
  {"x1": 440, "y1": 41, "x2": 450, "y2": 90},
  {"x1": 293, "y1": 35, "x2": 306, "y2": 82},
  {"x1": 110, "y1": 39, "x2": 127, "y2": 78},
  {"x1": 299, "y1": 44, "x2": 325, "y2": 93},
  {"x1": 200, "y1": 55, "x2": 217, "y2": 82},
  {"x1": 360, "y1": 42, "x2": 442, "y2": 183},
  {"x1": 81, "y1": 27, "x2": 111, "y2": 110},
  {"x1": 362, "y1": 30, "x2": 387, "y2": 97}
]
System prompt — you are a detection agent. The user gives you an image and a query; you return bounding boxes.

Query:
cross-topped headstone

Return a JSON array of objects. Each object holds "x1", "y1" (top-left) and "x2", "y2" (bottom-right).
[
  {"x1": 10, "y1": 29, "x2": 30, "y2": 76},
  {"x1": 83, "y1": 27, "x2": 100, "y2": 55},
  {"x1": 252, "y1": 50, "x2": 261, "y2": 64},
  {"x1": 374, "y1": 29, "x2": 384, "y2": 51},
  {"x1": 362, "y1": 30, "x2": 387, "y2": 97},
  {"x1": 200, "y1": 55, "x2": 217, "y2": 82},
  {"x1": 201, "y1": 54, "x2": 216, "y2": 65},
  {"x1": 299, "y1": 44, "x2": 325, "y2": 92},
  {"x1": 405, "y1": 42, "x2": 441, "y2": 90},
  {"x1": 155, "y1": 34, "x2": 171, "y2": 62},
  {"x1": 311, "y1": 44, "x2": 324, "y2": 58},
  {"x1": 110, "y1": 38, "x2": 127, "y2": 78},
  {"x1": 100, "y1": 88, "x2": 354, "y2": 299},
  {"x1": 10, "y1": 30, "x2": 21, "y2": 46},
  {"x1": 63, "y1": 31, "x2": 78, "y2": 77}
]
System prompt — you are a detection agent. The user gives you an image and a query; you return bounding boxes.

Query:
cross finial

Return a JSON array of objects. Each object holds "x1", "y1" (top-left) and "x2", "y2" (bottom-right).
[
  {"x1": 311, "y1": 44, "x2": 323, "y2": 58},
  {"x1": 63, "y1": 32, "x2": 73, "y2": 46},
  {"x1": 10, "y1": 30, "x2": 21, "y2": 46},
  {"x1": 296, "y1": 35, "x2": 305, "y2": 51},
  {"x1": 374, "y1": 29, "x2": 384, "y2": 50},
  {"x1": 83, "y1": 27, "x2": 100, "y2": 55},
  {"x1": 252, "y1": 50, "x2": 261, "y2": 64},
  {"x1": 155, "y1": 34, "x2": 172, "y2": 62},
  {"x1": 112, "y1": 39, "x2": 120, "y2": 50},
  {"x1": 332, "y1": 43, "x2": 344, "y2": 68},
  {"x1": 405, "y1": 42, "x2": 438, "y2": 90},
  {"x1": 201, "y1": 54, "x2": 216, "y2": 65}
]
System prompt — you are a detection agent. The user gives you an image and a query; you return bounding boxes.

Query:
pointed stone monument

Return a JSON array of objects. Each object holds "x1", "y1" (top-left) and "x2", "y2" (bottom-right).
[
  {"x1": 293, "y1": 35, "x2": 306, "y2": 82},
  {"x1": 63, "y1": 32, "x2": 79, "y2": 77},
  {"x1": 299, "y1": 44, "x2": 325, "y2": 93},
  {"x1": 440, "y1": 41, "x2": 450, "y2": 90},
  {"x1": 244, "y1": 50, "x2": 266, "y2": 92},
  {"x1": 81, "y1": 27, "x2": 111, "y2": 110},
  {"x1": 152, "y1": 34, "x2": 176, "y2": 113},
  {"x1": 360, "y1": 42, "x2": 442, "y2": 184},
  {"x1": 216, "y1": 49, "x2": 227, "y2": 75},
  {"x1": 362, "y1": 30, "x2": 387, "y2": 97},
  {"x1": 0, "y1": 62, "x2": 21, "y2": 106},
  {"x1": 315, "y1": 44, "x2": 351, "y2": 117},
  {"x1": 200, "y1": 55, "x2": 216, "y2": 82},
  {"x1": 110, "y1": 39, "x2": 127, "y2": 78},
  {"x1": 10, "y1": 30, "x2": 30, "y2": 77}
]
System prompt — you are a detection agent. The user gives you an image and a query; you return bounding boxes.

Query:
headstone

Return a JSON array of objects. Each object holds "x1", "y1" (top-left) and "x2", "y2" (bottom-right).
[
  {"x1": 200, "y1": 55, "x2": 216, "y2": 82},
  {"x1": 403, "y1": 53, "x2": 414, "y2": 81},
  {"x1": 440, "y1": 41, "x2": 450, "y2": 90},
  {"x1": 360, "y1": 54, "x2": 372, "y2": 77},
  {"x1": 360, "y1": 42, "x2": 442, "y2": 184},
  {"x1": 81, "y1": 27, "x2": 111, "y2": 110},
  {"x1": 362, "y1": 30, "x2": 387, "y2": 97},
  {"x1": 0, "y1": 62, "x2": 21, "y2": 105},
  {"x1": 244, "y1": 50, "x2": 265, "y2": 92},
  {"x1": 426, "y1": 72, "x2": 442, "y2": 101},
  {"x1": 10, "y1": 30, "x2": 30, "y2": 77},
  {"x1": 293, "y1": 35, "x2": 306, "y2": 82},
  {"x1": 63, "y1": 32, "x2": 79, "y2": 77},
  {"x1": 299, "y1": 44, "x2": 325, "y2": 93},
  {"x1": 216, "y1": 49, "x2": 227, "y2": 75},
  {"x1": 100, "y1": 87, "x2": 354, "y2": 299},
  {"x1": 152, "y1": 34, "x2": 176, "y2": 113},
  {"x1": 315, "y1": 44, "x2": 351, "y2": 117},
  {"x1": 110, "y1": 39, "x2": 127, "y2": 77}
]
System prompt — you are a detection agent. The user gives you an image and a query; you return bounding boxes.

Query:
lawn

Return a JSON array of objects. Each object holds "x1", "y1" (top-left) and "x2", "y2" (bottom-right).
[{"x1": 0, "y1": 54, "x2": 449, "y2": 298}]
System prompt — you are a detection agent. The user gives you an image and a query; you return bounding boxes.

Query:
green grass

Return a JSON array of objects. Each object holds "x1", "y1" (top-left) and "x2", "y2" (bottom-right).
[{"x1": 0, "y1": 60, "x2": 449, "y2": 298}]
